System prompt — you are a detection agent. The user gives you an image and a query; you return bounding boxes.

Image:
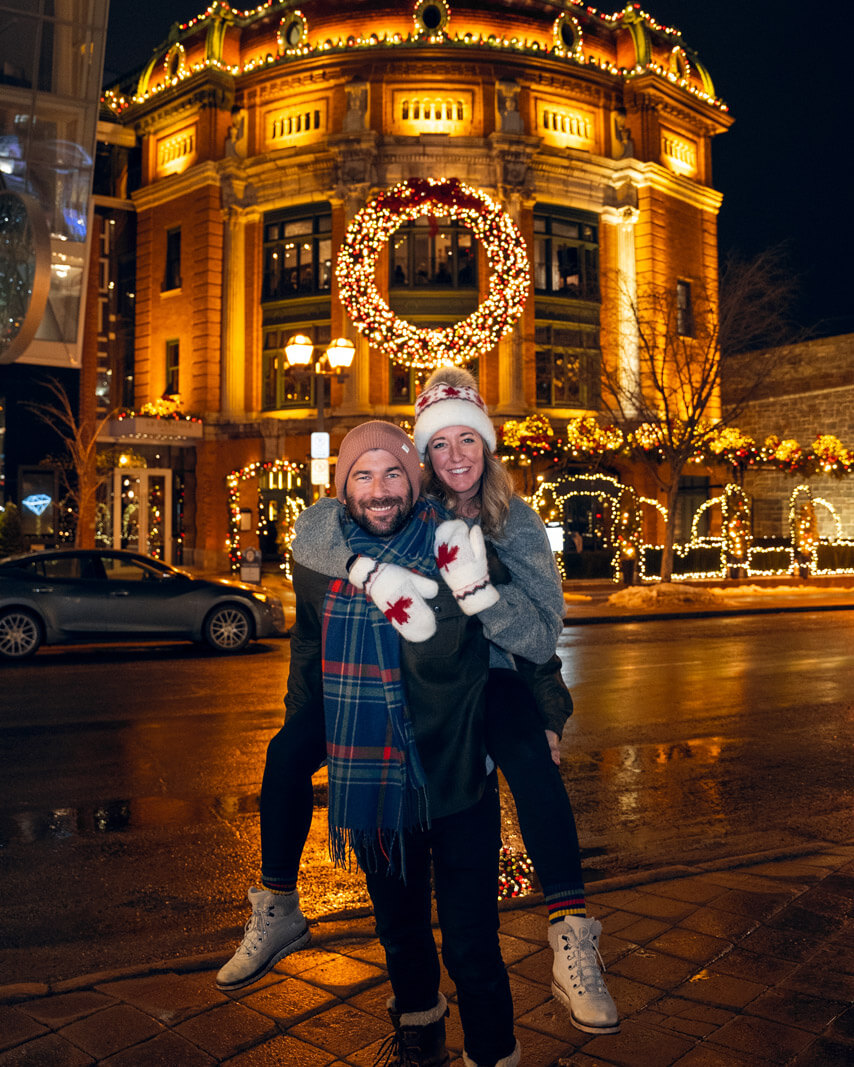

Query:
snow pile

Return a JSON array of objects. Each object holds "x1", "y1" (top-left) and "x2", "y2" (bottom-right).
[
  {"x1": 605, "y1": 582, "x2": 854, "y2": 611},
  {"x1": 607, "y1": 584, "x2": 734, "y2": 610}
]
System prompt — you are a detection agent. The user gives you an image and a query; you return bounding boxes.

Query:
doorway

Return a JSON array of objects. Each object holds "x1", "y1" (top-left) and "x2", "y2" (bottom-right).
[{"x1": 111, "y1": 468, "x2": 173, "y2": 560}]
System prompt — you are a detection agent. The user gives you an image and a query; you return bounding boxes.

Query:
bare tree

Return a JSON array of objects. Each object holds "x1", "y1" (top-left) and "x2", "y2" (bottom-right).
[
  {"x1": 25, "y1": 379, "x2": 117, "y2": 548},
  {"x1": 601, "y1": 246, "x2": 798, "y2": 581}
]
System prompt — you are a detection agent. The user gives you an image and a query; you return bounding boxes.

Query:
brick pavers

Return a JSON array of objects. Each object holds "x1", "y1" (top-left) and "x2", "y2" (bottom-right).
[{"x1": 1, "y1": 843, "x2": 853, "y2": 1066}]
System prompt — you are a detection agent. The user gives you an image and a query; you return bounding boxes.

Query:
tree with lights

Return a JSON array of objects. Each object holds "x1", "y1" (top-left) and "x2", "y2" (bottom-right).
[{"x1": 601, "y1": 246, "x2": 798, "y2": 581}]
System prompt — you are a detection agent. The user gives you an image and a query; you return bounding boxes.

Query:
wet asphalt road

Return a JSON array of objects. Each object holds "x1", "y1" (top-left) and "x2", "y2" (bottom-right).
[{"x1": 1, "y1": 610, "x2": 852, "y2": 984}]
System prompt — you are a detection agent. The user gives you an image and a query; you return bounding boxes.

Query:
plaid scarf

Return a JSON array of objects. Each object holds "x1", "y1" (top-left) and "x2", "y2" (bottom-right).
[{"x1": 321, "y1": 498, "x2": 446, "y2": 877}]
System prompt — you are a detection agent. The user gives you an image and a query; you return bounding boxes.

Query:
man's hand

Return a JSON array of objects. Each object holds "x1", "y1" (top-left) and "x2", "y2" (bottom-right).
[
  {"x1": 434, "y1": 520, "x2": 500, "y2": 615},
  {"x1": 348, "y1": 557, "x2": 439, "y2": 642},
  {"x1": 545, "y1": 729, "x2": 561, "y2": 766}
]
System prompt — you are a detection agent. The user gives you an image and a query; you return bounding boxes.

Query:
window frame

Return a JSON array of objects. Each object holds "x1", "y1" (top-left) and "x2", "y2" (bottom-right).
[
  {"x1": 534, "y1": 322, "x2": 599, "y2": 410},
  {"x1": 388, "y1": 217, "x2": 478, "y2": 291},
  {"x1": 533, "y1": 207, "x2": 599, "y2": 301},
  {"x1": 162, "y1": 227, "x2": 182, "y2": 291},
  {"x1": 261, "y1": 323, "x2": 331, "y2": 411},
  {"x1": 676, "y1": 279, "x2": 694, "y2": 337},
  {"x1": 262, "y1": 205, "x2": 332, "y2": 302}
]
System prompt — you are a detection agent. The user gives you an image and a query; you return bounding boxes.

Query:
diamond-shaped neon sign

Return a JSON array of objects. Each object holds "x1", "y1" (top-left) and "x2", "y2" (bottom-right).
[{"x1": 22, "y1": 493, "x2": 52, "y2": 516}]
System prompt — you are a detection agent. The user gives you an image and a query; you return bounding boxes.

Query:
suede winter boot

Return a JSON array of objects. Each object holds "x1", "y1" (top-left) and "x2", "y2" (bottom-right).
[
  {"x1": 216, "y1": 886, "x2": 310, "y2": 991},
  {"x1": 461, "y1": 1039, "x2": 521, "y2": 1067},
  {"x1": 374, "y1": 993, "x2": 450, "y2": 1066},
  {"x1": 549, "y1": 915, "x2": 620, "y2": 1034}
]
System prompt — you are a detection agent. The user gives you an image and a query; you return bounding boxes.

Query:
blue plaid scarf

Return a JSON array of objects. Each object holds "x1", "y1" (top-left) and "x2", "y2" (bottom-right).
[{"x1": 321, "y1": 498, "x2": 447, "y2": 877}]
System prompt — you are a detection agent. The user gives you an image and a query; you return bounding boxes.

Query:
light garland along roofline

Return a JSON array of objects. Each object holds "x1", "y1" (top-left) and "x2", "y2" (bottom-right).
[{"x1": 102, "y1": 21, "x2": 727, "y2": 116}]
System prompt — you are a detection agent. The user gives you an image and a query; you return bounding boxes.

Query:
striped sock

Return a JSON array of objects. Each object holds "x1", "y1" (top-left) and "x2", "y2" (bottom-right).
[
  {"x1": 546, "y1": 888, "x2": 586, "y2": 922},
  {"x1": 260, "y1": 877, "x2": 297, "y2": 895}
]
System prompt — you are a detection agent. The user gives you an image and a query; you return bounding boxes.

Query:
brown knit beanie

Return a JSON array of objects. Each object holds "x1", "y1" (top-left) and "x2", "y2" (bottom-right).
[{"x1": 334, "y1": 421, "x2": 422, "y2": 503}]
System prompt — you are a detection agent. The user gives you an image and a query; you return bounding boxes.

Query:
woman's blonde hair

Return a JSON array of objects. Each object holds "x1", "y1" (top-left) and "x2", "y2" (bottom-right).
[{"x1": 419, "y1": 366, "x2": 515, "y2": 538}]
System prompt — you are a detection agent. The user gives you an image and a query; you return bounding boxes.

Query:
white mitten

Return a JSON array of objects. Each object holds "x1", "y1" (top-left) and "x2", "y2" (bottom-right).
[
  {"x1": 434, "y1": 520, "x2": 500, "y2": 615},
  {"x1": 348, "y1": 557, "x2": 439, "y2": 642}
]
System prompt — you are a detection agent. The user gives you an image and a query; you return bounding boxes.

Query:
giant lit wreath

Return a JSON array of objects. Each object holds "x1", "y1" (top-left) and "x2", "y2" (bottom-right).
[{"x1": 335, "y1": 178, "x2": 530, "y2": 370}]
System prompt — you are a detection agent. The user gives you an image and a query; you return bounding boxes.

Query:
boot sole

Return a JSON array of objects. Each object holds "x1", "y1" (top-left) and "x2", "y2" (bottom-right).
[
  {"x1": 551, "y1": 980, "x2": 621, "y2": 1035},
  {"x1": 216, "y1": 924, "x2": 312, "y2": 991}
]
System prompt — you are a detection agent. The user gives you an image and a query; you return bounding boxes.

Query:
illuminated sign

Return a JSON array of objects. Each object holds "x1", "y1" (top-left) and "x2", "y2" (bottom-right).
[{"x1": 22, "y1": 493, "x2": 52, "y2": 516}]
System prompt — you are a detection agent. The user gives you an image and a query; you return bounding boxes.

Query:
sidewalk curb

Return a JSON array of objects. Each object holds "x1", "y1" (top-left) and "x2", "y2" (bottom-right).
[
  {"x1": 2, "y1": 840, "x2": 841, "y2": 1006},
  {"x1": 564, "y1": 601, "x2": 854, "y2": 625}
]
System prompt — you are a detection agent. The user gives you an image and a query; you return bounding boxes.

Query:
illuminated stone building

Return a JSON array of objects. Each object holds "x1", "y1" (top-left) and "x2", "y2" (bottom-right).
[{"x1": 103, "y1": 0, "x2": 731, "y2": 569}]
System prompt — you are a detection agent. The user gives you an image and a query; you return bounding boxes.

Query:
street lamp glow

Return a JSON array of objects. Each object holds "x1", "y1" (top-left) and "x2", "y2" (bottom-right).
[
  {"x1": 325, "y1": 337, "x2": 355, "y2": 371},
  {"x1": 284, "y1": 333, "x2": 313, "y2": 366}
]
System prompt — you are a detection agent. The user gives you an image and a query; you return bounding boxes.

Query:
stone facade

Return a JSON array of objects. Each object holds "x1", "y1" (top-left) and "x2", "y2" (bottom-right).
[
  {"x1": 724, "y1": 334, "x2": 854, "y2": 539},
  {"x1": 100, "y1": 0, "x2": 731, "y2": 569}
]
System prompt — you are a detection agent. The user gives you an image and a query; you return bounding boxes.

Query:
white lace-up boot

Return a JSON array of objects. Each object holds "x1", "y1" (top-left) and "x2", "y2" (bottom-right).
[
  {"x1": 216, "y1": 886, "x2": 310, "y2": 991},
  {"x1": 548, "y1": 916, "x2": 620, "y2": 1034}
]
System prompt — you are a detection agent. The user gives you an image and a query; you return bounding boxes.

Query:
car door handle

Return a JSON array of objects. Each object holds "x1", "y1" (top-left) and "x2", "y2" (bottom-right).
[
  {"x1": 108, "y1": 590, "x2": 130, "y2": 597},
  {"x1": 32, "y1": 586, "x2": 54, "y2": 593}
]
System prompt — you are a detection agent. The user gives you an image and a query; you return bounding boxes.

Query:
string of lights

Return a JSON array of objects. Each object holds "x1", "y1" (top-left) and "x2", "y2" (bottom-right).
[
  {"x1": 336, "y1": 178, "x2": 529, "y2": 370},
  {"x1": 102, "y1": 4, "x2": 727, "y2": 115}
]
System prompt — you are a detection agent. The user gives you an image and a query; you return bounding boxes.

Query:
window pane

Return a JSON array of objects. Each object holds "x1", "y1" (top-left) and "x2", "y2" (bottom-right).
[
  {"x1": 317, "y1": 239, "x2": 331, "y2": 289},
  {"x1": 552, "y1": 219, "x2": 579, "y2": 238},
  {"x1": 535, "y1": 349, "x2": 552, "y2": 405},
  {"x1": 390, "y1": 362, "x2": 412, "y2": 404},
  {"x1": 283, "y1": 218, "x2": 312, "y2": 236}
]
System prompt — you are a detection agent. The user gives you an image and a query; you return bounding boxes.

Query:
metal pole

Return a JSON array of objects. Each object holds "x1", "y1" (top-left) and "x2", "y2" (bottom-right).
[{"x1": 315, "y1": 366, "x2": 326, "y2": 437}]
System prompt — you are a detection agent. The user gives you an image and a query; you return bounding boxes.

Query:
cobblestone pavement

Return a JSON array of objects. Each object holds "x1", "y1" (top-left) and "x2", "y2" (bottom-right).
[{"x1": 2, "y1": 843, "x2": 852, "y2": 1066}]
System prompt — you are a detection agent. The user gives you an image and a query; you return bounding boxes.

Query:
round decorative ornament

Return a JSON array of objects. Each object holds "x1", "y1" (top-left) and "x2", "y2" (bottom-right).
[{"x1": 335, "y1": 178, "x2": 530, "y2": 370}]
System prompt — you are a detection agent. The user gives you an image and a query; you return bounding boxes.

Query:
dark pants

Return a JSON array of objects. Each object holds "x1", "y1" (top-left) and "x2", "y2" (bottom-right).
[
  {"x1": 259, "y1": 670, "x2": 585, "y2": 903},
  {"x1": 361, "y1": 777, "x2": 516, "y2": 1067},
  {"x1": 259, "y1": 701, "x2": 325, "y2": 888},
  {"x1": 484, "y1": 670, "x2": 584, "y2": 903}
]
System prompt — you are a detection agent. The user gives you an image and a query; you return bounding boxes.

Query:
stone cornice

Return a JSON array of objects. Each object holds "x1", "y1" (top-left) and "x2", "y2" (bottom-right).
[
  {"x1": 132, "y1": 161, "x2": 222, "y2": 210},
  {"x1": 130, "y1": 72, "x2": 235, "y2": 133}
]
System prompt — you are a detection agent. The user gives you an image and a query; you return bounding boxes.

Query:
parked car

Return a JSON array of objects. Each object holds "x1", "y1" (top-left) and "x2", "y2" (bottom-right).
[{"x1": 0, "y1": 549, "x2": 287, "y2": 660}]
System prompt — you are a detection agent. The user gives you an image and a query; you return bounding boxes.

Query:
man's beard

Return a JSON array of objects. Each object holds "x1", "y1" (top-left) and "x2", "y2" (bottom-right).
[{"x1": 345, "y1": 490, "x2": 413, "y2": 537}]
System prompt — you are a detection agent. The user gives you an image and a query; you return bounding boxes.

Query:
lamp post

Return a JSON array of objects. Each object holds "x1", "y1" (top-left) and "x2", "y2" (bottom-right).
[
  {"x1": 284, "y1": 334, "x2": 356, "y2": 489},
  {"x1": 283, "y1": 334, "x2": 355, "y2": 435}
]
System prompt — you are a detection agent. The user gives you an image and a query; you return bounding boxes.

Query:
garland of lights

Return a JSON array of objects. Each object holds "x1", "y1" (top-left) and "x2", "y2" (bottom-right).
[
  {"x1": 226, "y1": 458, "x2": 307, "y2": 571},
  {"x1": 102, "y1": 6, "x2": 728, "y2": 116},
  {"x1": 336, "y1": 178, "x2": 529, "y2": 370}
]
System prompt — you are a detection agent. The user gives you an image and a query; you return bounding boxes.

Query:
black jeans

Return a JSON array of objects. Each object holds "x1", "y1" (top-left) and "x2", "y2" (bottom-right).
[
  {"x1": 259, "y1": 671, "x2": 585, "y2": 903},
  {"x1": 485, "y1": 669, "x2": 585, "y2": 904},
  {"x1": 259, "y1": 701, "x2": 325, "y2": 888},
  {"x1": 361, "y1": 777, "x2": 516, "y2": 1067}
]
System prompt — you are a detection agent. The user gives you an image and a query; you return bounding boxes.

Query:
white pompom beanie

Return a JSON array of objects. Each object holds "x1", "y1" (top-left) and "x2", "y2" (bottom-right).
[{"x1": 413, "y1": 382, "x2": 496, "y2": 458}]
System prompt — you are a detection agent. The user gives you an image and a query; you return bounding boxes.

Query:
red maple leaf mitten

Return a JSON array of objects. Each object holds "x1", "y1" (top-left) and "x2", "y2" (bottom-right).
[
  {"x1": 434, "y1": 520, "x2": 500, "y2": 615},
  {"x1": 348, "y1": 557, "x2": 439, "y2": 642}
]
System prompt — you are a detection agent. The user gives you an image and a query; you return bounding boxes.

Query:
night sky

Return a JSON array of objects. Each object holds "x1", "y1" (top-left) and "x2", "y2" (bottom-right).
[{"x1": 104, "y1": 1, "x2": 850, "y2": 337}]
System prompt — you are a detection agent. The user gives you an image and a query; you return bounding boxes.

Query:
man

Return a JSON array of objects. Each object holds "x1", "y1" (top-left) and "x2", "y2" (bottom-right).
[{"x1": 219, "y1": 422, "x2": 519, "y2": 1067}]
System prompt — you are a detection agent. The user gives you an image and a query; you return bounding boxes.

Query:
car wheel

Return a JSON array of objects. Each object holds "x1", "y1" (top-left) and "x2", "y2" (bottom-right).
[
  {"x1": 0, "y1": 608, "x2": 43, "y2": 660},
  {"x1": 203, "y1": 603, "x2": 253, "y2": 652}
]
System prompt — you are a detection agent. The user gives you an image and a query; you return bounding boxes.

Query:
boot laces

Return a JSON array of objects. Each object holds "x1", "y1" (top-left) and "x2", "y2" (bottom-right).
[
  {"x1": 238, "y1": 901, "x2": 275, "y2": 956},
  {"x1": 373, "y1": 1029, "x2": 421, "y2": 1066},
  {"x1": 561, "y1": 928, "x2": 608, "y2": 995}
]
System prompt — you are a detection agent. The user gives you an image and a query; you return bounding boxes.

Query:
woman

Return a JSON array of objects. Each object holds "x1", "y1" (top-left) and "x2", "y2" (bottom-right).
[
  {"x1": 218, "y1": 369, "x2": 618, "y2": 1042},
  {"x1": 411, "y1": 368, "x2": 618, "y2": 1036}
]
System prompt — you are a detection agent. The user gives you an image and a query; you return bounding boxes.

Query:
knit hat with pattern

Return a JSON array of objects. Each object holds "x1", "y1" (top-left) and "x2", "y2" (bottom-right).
[
  {"x1": 413, "y1": 380, "x2": 496, "y2": 458},
  {"x1": 334, "y1": 421, "x2": 422, "y2": 503}
]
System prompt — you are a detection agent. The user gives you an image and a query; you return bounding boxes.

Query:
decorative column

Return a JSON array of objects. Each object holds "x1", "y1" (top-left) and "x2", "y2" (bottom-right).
[
  {"x1": 220, "y1": 172, "x2": 256, "y2": 417},
  {"x1": 602, "y1": 202, "x2": 640, "y2": 413},
  {"x1": 328, "y1": 120, "x2": 378, "y2": 414},
  {"x1": 489, "y1": 107, "x2": 538, "y2": 416}
]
